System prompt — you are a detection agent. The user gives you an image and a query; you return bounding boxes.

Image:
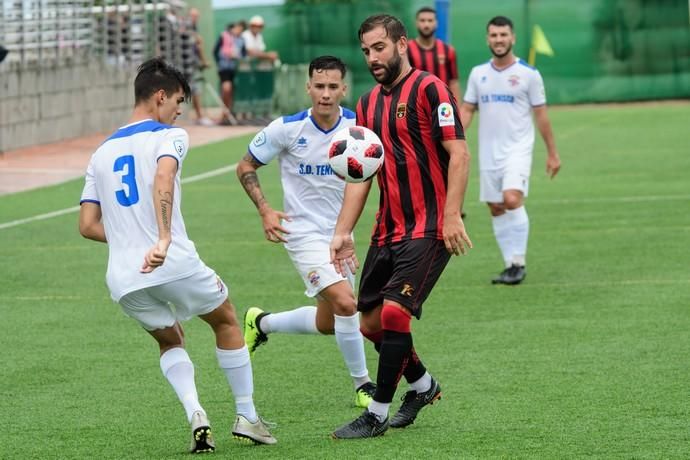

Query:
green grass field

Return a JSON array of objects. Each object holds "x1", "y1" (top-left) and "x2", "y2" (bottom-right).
[{"x1": 1, "y1": 102, "x2": 689, "y2": 459}]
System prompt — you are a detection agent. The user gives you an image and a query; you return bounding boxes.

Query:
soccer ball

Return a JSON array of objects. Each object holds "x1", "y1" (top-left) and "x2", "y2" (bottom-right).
[{"x1": 328, "y1": 126, "x2": 384, "y2": 183}]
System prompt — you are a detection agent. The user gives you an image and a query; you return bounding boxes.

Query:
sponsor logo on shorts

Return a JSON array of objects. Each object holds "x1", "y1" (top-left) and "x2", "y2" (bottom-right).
[
  {"x1": 400, "y1": 283, "x2": 415, "y2": 297},
  {"x1": 307, "y1": 270, "x2": 320, "y2": 287},
  {"x1": 216, "y1": 276, "x2": 225, "y2": 294}
]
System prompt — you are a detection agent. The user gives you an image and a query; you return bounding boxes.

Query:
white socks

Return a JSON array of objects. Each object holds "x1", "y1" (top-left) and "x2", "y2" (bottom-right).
[
  {"x1": 506, "y1": 206, "x2": 529, "y2": 266},
  {"x1": 368, "y1": 400, "x2": 390, "y2": 422},
  {"x1": 216, "y1": 346, "x2": 258, "y2": 423},
  {"x1": 160, "y1": 347, "x2": 203, "y2": 423},
  {"x1": 334, "y1": 313, "x2": 370, "y2": 388},
  {"x1": 409, "y1": 371, "x2": 432, "y2": 393},
  {"x1": 260, "y1": 306, "x2": 318, "y2": 334},
  {"x1": 492, "y1": 206, "x2": 529, "y2": 267}
]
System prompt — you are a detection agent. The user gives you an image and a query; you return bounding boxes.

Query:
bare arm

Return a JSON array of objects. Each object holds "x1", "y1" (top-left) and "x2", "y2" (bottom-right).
[
  {"x1": 533, "y1": 105, "x2": 561, "y2": 178},
  {"x1": 236, "y1": 153, "x2": 290, "y2": 243},
  {"x1": 79, "y1": 202, "x2": 106, "y2": 243},
  {"x1": 330, "y1": 180, "x2": 373, "y2": 275},
  {"x1": 459, "y1": 102, "x2": 477, "y2": 131},
  {"x1": 441, "y1": 138, "x2": 473, "y2": 256},
  {"x1": 141, "y1": 156, "x2": 177, "y2": 273}
]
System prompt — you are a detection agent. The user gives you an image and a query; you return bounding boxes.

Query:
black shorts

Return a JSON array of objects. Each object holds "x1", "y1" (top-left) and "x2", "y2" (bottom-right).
[
  {"x1": 218, "y1": 69, "x2": 236, "y2": 83},
  {"x1": 357, "y1": 239, "x2": 451, "y2": 319}
]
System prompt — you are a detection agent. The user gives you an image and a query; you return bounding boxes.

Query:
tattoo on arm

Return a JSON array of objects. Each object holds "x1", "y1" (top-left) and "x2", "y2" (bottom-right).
[
  {"x1": 158, "y1": 190, "x2": 173, "y2": 230},
  {"x1": 240, "y1": 170, "x2": 268, "y2": 210}
]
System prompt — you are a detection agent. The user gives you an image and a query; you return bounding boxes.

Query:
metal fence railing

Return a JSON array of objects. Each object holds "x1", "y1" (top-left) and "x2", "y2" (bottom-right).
[{"x1": 0, "y1": 1, "x2": 197, "y2": 73}]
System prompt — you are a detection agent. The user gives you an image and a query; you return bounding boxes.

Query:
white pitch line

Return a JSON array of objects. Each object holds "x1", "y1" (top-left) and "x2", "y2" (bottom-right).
[{"x1": 0, "y1": 163, "x2": 237, "y2": 230}]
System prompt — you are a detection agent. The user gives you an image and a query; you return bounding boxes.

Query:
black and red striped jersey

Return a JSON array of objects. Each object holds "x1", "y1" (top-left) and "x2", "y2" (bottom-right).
[
  {"x1": 407, "y1": 39, "x2": 458, "y2": 88},
  {"x1": 356, "y1": 68, "x2": 465, "y2": 246}
]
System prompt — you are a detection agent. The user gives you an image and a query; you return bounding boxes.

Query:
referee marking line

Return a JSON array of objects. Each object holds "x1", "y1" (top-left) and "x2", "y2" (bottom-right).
[{"x1": 0, "y1": 164, "x2": 238, "y2": 230}]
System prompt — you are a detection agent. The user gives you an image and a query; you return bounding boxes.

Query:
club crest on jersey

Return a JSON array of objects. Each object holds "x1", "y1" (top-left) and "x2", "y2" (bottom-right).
[
  {"x1": 437, "y1": 102, "x2": 455, "y2": 127},
  {"x1": 396, "y1": 103, "x2": 407, "y2": 119},
  {"x1": 173, "y1": 139, "x2": 184, "y2": 156},
  {"x1": 508, "y1": 75, "x2": 520, "y2": 87},
  {"x1": 253, "y1": 131, "x2": 267, "y2": 147},
  {"x1": 296, "y1": 136, "x2": 308, "y2": 149},
  {"x1": 438, "y1": 54, "x2": 446, "y2": 65},
  {"x1": 481, "y1": 75, "x2": 487, "y2": 83},
  {"x1": 307, "y1": 270, "x2": 320, "y2": 287}
]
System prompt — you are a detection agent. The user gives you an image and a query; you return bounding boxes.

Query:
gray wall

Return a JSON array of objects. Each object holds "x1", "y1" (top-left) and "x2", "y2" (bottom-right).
[{"x1": 0, "y1": 59, "x2": 133, "y2": 153}]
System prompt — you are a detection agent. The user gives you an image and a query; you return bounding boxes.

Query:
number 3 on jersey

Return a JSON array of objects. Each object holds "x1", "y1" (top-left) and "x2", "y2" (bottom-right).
[{"x1": 114, "y1": 155, "x2": 139, "y2": 206}]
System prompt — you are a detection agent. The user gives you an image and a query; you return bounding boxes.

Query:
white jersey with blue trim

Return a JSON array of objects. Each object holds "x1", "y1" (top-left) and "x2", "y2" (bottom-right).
[
  {"x1": 248, "y1": 107, "x2": 355, "y2": 248},
  {"x1": 464, "y1": 58, "x2": 547, "y2": 171},
  {"x1": 80, "y1": 119, "x2": 203, "y2": 301}
]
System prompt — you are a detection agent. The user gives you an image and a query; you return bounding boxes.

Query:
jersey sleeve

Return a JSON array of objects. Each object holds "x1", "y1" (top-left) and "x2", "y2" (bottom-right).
[
  {"x1": 463, "y1": 67, "x2": 478, "y2": 104},
  {"x1": 424, "y1": 79, "x2": 465, "y2": 141},
  {"x1": 528, "y1": 70, "x2": 547, "y2": 107},
  {"x1": 156, "y1": 128, "x2": 189, "y2": 165},
  {"x1": 80, "y1": 157, "x2": 100, "y2": 205},
  {"x1": 248, "y1": 118, "x2": 285, "y2": 165}
]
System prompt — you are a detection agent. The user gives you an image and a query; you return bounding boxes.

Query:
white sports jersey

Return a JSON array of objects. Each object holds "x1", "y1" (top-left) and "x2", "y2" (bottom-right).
[
  {"x1": 464, "y1": 58, "x2": 546, "y2": 171},
  {"x1": 248, "y1": 107, "x2": 355, "y2": 249},
  {"x1": 80, "y1": 119, "x2": 203, "y2": 301}
]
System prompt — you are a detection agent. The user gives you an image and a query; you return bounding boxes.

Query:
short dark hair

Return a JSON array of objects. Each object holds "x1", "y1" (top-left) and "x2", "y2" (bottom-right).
[
  {"x1": 416, "y1": 6, "x2": 436, "y2": 17},
  {"x1": 134, "y1": 57, "x2": 191, "y2": 104},
  {"x1": 487, "y1": 15, "x2": 514, "y2": 31},
  {"x1": 358, "y1": 14, "x2": 407, "y2": 43},
  {"x1": 308, "y1": 55, "x2": 347, "y2": 79}
]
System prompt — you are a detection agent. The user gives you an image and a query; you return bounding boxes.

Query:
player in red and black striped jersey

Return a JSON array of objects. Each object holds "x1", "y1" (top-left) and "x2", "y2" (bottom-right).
[
  {"x1": 330, "y1": 14, "x2": 472, "y2": 439},
  {"x1": 407, "y1": 6, "x2": 462, "y2": 103}
]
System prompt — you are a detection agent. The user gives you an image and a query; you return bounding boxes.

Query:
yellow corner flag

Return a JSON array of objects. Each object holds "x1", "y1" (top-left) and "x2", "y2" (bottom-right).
[{"x1": 528, "y1": 24, "x2": 554, "y2": 66}]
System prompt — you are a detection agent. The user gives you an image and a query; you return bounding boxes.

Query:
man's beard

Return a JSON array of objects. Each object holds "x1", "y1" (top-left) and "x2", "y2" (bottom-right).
[
  {"x1": 369, "y1": 52, "x2": 402, "y2": 86},
  {"x1": 417, "y1": 27, "x2": 434, "y2": 40},
  {"x1": 490, "y1": 42, "x2": 513, "y2": 59}
]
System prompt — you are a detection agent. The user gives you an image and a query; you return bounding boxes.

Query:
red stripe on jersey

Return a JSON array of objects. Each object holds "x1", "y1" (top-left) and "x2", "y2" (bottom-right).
[
  {"x1": 447, "y1": 45, "x2": 458, "y2": 81},
  {"x1": 434, "y1": 40, "x2": 448, "y2": 85},
  {"x1": 407, "y1": 41, "x2": 422, "y2": 69},
  {"x1": 394, "y1": 74, "x2": 427, "y2": 239}
]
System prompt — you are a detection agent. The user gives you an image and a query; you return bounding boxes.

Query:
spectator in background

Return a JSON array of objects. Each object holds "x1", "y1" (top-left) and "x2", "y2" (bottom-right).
[
  {"x1": 408, "y1": 6, "x2": 462, "y2": 102},
  {"x1": 186, "y1": 8, "x2": 214, "y2": 126},
  {"x1": 241, "y1": 15, "x2": 279, "y2": 64},
  {"x1": 214, "y1": 22, "x2": 245, "y2": 125}
]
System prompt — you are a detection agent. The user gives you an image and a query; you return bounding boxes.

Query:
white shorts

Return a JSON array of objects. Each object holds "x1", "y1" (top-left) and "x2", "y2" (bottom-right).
[
  {"x1": 118, "y1": 265, "x2": 228, "y2": 331},
  {"x1": 285, "y1": 239, "x2": 355, "y2": 298},
  {"x1": 480, "y1": 163, "x2": 531, "y2": 203}
]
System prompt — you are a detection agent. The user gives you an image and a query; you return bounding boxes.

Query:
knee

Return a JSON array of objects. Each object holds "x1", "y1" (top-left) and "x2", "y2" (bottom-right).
[
  {"x1": 503, "y1": 192, "x2": 524, "y2": 210},
  {"x1": 330, "y1": 292, "x2": 358, "y2": 317},
  {"x1": 381, "y1": 304, "x2": 411, "y2": 333}
]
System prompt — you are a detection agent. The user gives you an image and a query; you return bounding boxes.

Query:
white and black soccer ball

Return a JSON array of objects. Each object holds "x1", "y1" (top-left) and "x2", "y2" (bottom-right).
[{"x1": 328, "y1": 126, "x2": 384, "y2": 183}]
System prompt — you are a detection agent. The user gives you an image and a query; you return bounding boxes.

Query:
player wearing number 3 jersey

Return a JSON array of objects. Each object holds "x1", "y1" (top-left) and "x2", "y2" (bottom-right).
[{"x1": 78, "y1": 57, "x2": 276, "y2": 452}]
